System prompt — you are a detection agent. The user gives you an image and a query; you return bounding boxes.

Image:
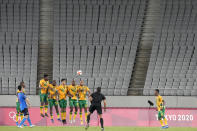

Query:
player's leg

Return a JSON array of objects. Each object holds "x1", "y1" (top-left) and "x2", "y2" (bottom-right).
[
  {"x1": 79, "y1": 100, "x2": 83, "y2": 124},
  {"x1": 20, "y1": 113, "x2": 27, "y2": 126},
  {"x1": 62, "y1": 100, "x2": 67, "y2": 124},
  {"x1": 158, "y1": 111, "x2": 165, "y2": 129},
  {"x1": 44, "y1": 94, "x2": 49, "y2": 117},
  {"x1": 18, "y1": 108, "x2": 34, "y2": 128},
  {"x1": 86, "y1": 105, "x2": 95, "y2": 130},
  {"x1": 59, "y1": 100, "x2": 65, "y2": 122},
  {"x1": 162, "y1": 108, "x2": 168, "y2": 128},
  {"x1": 69, "y1": 99, "x2": 74, "y2": 123},
  {"x1": 97, "y1": 106, "x2": 104, "y2": 131},
  {"x1": 54, "y1": 100, "x2": 61, "y2": 121},
  {"x1": 49, "y1": 99, "x2": 54, "y2": 123},
  {"x1": 73, "y1": 100, "x2": 78, "y2": 123},
  {"x1": 16, "y1": 102, "x2": 20, "y2": 126},
  {"x1": 40, "y1": 94, "x2": 45, "y2": 117}
]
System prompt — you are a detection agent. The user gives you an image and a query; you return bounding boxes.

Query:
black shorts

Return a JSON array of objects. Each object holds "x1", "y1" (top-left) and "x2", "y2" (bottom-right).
[
  {"x1": 21, "y1": 108, "x2": 29, "y2": 116},
  {"x1": 89, "y1": 104, "x2": 102, "y2": 115}
]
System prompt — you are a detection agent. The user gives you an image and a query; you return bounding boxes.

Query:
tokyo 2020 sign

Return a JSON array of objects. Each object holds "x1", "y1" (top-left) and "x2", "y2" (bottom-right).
[{"x1": 0, "y1": 107, "x2": 197, "y2": 127}]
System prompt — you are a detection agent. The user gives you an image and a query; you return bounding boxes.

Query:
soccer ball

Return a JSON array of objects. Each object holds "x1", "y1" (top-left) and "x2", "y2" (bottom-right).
[{"x1": 77, "y1": 70, "x2": 82, "y2": 75}]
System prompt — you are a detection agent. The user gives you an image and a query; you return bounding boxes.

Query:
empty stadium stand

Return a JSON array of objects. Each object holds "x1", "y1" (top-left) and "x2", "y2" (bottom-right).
[
  {"x1": 0, "y1": 0, "x2": 39, "y2": 95},
  {"x1": 144, "y1": 0, "x2": 197, "y2": 96},
  {"x1": 53, "y1": 0, "x2": 146, "y2": 95}
]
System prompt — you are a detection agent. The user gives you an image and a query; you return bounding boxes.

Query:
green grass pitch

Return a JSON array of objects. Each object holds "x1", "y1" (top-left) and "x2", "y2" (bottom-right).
[{"x1": 0, "y1": 126, "x2": 196, "y2": 131}]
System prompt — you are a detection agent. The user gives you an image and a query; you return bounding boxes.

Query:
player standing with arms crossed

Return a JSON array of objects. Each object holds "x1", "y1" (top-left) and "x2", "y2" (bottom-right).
[
  {"x1": 48, "y1": 80, "x2": 61, "y2": 123},
  {"x1": 68, "y1": 80, "x2": 78, "y2": 123},
  {"x1": 155, "y1": 89, "x2": 169, "y2": 129},
  {"x1": 77, "y1": 80, "x2": 91, "y2": 125},
  {"x1": 86, "y1": 87, "x2": 106, "y2": 131},
  {"x1": 39, "y1": 74, "x2": 50, "y2": 117}
]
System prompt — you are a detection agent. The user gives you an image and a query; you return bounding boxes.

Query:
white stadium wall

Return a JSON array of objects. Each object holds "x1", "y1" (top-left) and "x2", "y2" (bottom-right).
[{"x1": 0, "y1": 96, "x2": 197, "y2": 108}]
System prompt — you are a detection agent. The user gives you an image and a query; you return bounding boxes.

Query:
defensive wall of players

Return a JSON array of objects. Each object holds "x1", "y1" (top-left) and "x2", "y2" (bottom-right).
[{"x1": 0, "y1": 96, "x2": 196, "y2": 108}]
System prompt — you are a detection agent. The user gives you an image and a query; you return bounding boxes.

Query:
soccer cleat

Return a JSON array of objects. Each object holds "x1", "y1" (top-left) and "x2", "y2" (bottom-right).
[
  {"x1": 101, "y1": 128, "x2": 104, "y2": 131},
  {"x1": 40, "y1": 113, "x2": 45, "y2": 117},
  {"x1": 161, "y1": 126, "x2": 166, "y2": 129},
  {"x1": 165, "y1": 125, "x2": 169, "y2": 129},
  {"x1": 30, "y1": 125, "x2": 35, "y2": 128},
  {"x1": 17, "y1": 125, "x2": 23, "y2": 128},
  {"x1": 16, "y1": 122, "x2": 19, "y2": 126},
  {"x1": 45, "y1": 113, "x2": 49, "y2": 117},
  {"x1": 85, "y1": 123, "x2": 89, "y2": 130},
  {"x1": 57, "y1": 118, "x2": 61, "y2": 122},
  {"x1": 62, "y1": 119, "x2": 67, "y2": 124},
  {"x1": 51, "y1": 119, "x2": 54, "y2": 123},
  {"x1": 80, "y1": 120, "x2": 84, "y2": 125}
]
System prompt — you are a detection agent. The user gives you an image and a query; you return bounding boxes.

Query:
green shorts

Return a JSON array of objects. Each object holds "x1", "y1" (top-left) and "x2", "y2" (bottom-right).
[
  {"x1": 16, "y1": 102, "x2": 21, "y2": 113},
  {"x1": 49, "y1": 99, "x2": 58, "y2": 108},
  {"x1": 158, "y1": 108, "x2": 165, "y2": 120},
  {"x1": 40, "y1": 93, "x2": 48, "y2": 103},
  {"x1": 59, "y1": 99, "x2": 67, "y2": 108},
  {"x1": 69, "y1": 99, "x2": 78, "y2": 107},
  {"x1": 79, "y1": 100, "x2": 87, "y2": 109}
]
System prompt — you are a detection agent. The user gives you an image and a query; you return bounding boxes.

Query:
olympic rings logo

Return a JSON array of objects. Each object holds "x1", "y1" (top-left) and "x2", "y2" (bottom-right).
[{"x1": 9, "y1": 111, "x2": 21, "y2": 122}]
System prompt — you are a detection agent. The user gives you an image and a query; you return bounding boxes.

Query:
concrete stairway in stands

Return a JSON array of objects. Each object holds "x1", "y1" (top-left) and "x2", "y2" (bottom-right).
[
  {"x1": 128, "y1": 0, "x2": 160, "y2": 95},
  {"x1": 37, "y1": 0, "x2": 53, "y2": 91}
]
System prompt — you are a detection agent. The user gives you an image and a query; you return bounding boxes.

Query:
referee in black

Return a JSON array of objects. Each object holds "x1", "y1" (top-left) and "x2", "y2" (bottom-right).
[{"x1": 86, "y1": 87, "x2": 107, "y2": 131}]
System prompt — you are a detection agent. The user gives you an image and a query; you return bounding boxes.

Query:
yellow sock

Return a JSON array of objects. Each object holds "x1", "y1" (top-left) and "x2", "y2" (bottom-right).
[
  {"x1": 40, "y1": 106, "x2": 44, "y2": 114},
  {"x1": 85, "y1": 112, "x2": 87, "y2": 121},
  {"x1": 160, "y1": 120, "x2": 164, "y2": 127},
  {"x1": 74, "y1": 113, "x2": 77, "y2": 120},
  {"x1": 164, "y1": 118, "x2": 168, "y2": 125},
  {"x1": 51, "y1": 115, "x2": 53, "y2": 119},
  {"x1": 57, "y1": 114, "x2": 60, "y2": 119},
  {"x1": 44, "y1": 105, "x2": 48, "y2": 113},
  {"x1": 61, "y1": 112, "x2": 64, "y2": 120},
  {"x1": 20, "y1": 114, "x2": 24, "y2": 121},
  {"x1": 69, "y1": 113, "x2": 72, "y2": 121},
  {"x1": 16, "y1": 114, "x2": 19, "y2": 122},
  {"x1": 80, "y1": 114, "x2": 83, "y2": 121},
  {"x1": 64, "y1": 112, "x2": 66, "y2": 120}
]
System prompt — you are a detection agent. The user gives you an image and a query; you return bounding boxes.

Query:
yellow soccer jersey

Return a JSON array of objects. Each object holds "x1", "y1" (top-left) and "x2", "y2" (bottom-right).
[
  {"x1": 68, "y1": 85, "x2": 78, "y2": 100},
  {"x1": 57, "y1": 85, "x2": 68, "y2": 100},
  {"x1": 48, "y1": 84, "x2": 58, "y2": 99},
  {"x1": 78, "y1": 86, "x2": 90, "y2": 100},
  {"x1": 39, "y1": 79, "x2": 49, "y2": 94},
  {"x1": 156, "y1": 95, "x2": 163, "y2": 111}
]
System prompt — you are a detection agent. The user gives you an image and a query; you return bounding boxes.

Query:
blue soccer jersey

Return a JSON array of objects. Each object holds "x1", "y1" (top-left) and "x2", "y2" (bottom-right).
[{"x1": 18, "y1": 92, "x2": 27, "y2": 111}]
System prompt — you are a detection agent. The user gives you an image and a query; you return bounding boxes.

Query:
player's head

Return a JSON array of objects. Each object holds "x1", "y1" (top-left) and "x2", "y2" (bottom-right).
[
  {"x1": 80, "y1": 80, "x2": 84, "y2": 86},
  {"x1": 155, "y1": 89, "x2": 160, "y2": 96},
  {"x1": 20, "y1": 81, "x2": 25, "y2": 88},
  {"x1": 44, "y1": 74, "x2": 48, "y2": 81},
  {"x1": 52, "y1": 80, "x2": 56, "y2": 86},
  {"x1": 72, "y1": 79, "x2": 75, "y2": 86},
  {"x1": 18, "y1": 85, "x2": 24, "y2": 92},
  {"x1": 96, "y1": 87, "x2": 101, "y2": 93},
  {"x1": 61, "y1": 79, "x2": 66, "y2": 85}
]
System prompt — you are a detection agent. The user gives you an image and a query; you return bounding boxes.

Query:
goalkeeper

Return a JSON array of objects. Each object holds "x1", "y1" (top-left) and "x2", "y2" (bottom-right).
[{"x1": 154, "y1": 89, "x2": 169, "y2": 129}]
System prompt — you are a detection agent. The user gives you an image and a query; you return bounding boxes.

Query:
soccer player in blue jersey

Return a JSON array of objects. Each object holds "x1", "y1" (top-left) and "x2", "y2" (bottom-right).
[{"x1": 17, "y1": 85, "x2": 35, "y2": 128}]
